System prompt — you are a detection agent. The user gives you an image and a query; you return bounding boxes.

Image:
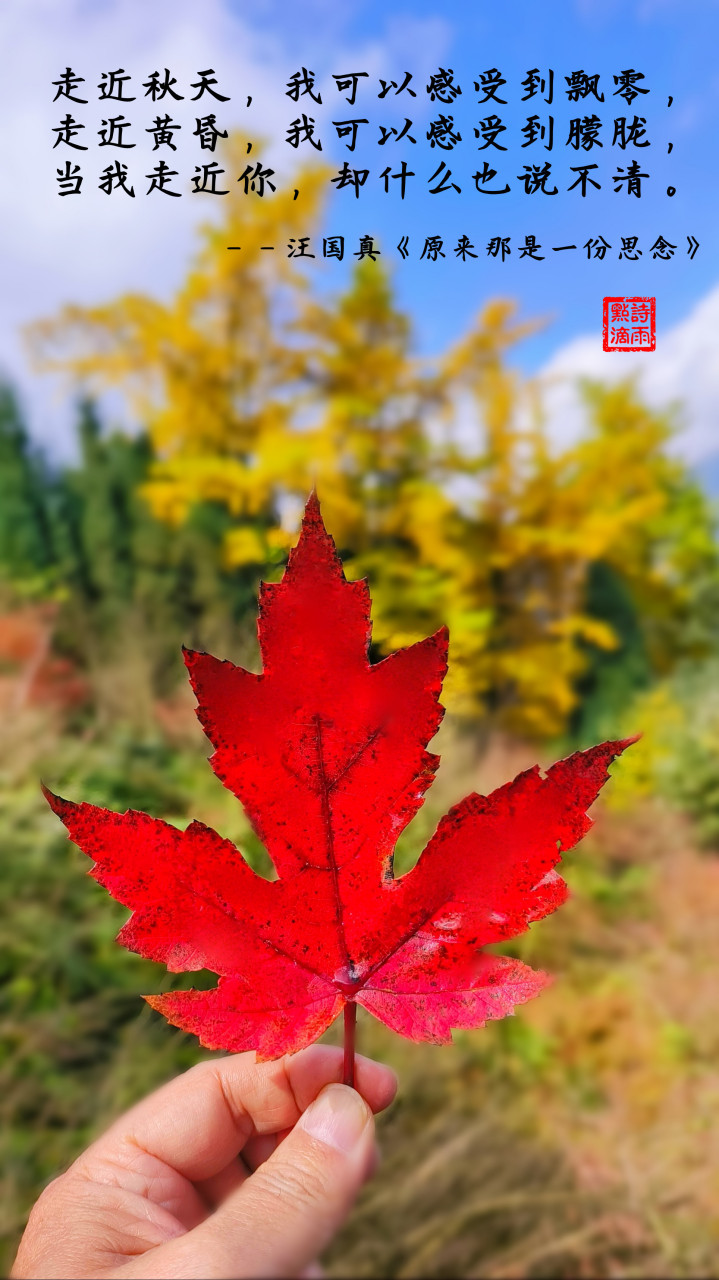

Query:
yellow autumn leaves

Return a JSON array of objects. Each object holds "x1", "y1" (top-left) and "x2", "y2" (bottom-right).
[{"x1": 28, "y1": 142, "x2": 712, "y2": 737}]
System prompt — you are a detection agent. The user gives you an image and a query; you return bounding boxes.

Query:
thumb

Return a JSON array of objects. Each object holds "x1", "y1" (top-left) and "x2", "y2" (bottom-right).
[{"x1": 190, "y1": 1083, "x2": 375, "y2": 1278}]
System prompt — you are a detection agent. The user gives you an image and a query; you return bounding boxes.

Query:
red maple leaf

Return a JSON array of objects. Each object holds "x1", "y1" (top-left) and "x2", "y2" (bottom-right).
[{"x1": 45, "y1": 495, "x2": 634, "y2": 1071}]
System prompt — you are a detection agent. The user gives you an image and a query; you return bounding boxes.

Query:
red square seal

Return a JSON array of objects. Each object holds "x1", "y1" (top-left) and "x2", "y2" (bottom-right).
[{"x1": 602, "y1": 296, "x2": 656, "y2": 351}]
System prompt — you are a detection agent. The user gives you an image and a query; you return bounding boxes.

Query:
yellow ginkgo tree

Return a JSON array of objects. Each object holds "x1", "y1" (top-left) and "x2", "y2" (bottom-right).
[{"x1": 28, "y1": 138, "x2": 717, "y2": 738}]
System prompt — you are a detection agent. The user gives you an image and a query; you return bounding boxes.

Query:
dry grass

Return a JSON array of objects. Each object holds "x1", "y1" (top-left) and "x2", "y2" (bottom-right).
[
  {"x1": 3, "y1": 719, "x2": 719, "y2": 1277},
  {"x1": 325, "y1": 752, "x2": 719, "y2": 1278}
]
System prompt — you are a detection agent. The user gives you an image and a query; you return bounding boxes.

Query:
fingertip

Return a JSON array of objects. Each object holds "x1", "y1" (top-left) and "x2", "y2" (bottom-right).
[
  {"x1": 280, "y1": 1044, "x2": 398, "y2": 1115},
  {"x1": 353, "y1": 1053, "x2": 398, "y2": 1113},
  {"x1": 298, "y1": 1083, "x2": 372, "y2": 1153}
]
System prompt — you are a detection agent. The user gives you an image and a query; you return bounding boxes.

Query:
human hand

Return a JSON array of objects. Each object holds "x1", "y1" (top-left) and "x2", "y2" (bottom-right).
[{"x1": 11, "y1": 1045, "x2": 397, "y2": 1279}]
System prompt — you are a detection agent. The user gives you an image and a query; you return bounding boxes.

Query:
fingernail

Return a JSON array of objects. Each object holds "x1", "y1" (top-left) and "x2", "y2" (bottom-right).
[{"x1": 298, "y1": 1084, "x2": 371, "y2": 1153}]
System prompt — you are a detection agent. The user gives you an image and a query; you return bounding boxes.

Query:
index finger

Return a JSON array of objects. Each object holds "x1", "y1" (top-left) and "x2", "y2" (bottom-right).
[{"x1": 91, "y1": 1046, "x2": 397, "y2": 1183}]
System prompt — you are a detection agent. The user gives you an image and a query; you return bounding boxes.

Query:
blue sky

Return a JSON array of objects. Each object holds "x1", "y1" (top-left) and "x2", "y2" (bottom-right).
[
  {"x1": 0, "y1": 0, "x2": 717, "y2": 454},
  {"x1": 226, "y1": 0, "x2": 719, "y2": 369}
]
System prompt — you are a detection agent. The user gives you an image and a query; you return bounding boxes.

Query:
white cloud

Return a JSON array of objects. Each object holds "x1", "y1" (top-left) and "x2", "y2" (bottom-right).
[
  {"x1": 537, "y1": 282, "x2": 719, "y2": 463},
  {"x1": 0, "y1": 0, "x2": 453, "y2": 457},
  {"x1": 0, "y1": 0, "x2": 297, "y2": 454}
]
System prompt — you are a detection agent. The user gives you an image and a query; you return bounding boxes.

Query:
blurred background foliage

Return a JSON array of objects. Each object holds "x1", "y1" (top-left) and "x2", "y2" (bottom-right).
[{"x1": 3, "y1": 153, "x2": 719, "y2": 1275}]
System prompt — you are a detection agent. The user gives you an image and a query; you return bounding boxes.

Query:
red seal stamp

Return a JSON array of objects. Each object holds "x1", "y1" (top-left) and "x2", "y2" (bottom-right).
[{"x1": 603, "y1": 296, "x2": 656, "y2": 351}]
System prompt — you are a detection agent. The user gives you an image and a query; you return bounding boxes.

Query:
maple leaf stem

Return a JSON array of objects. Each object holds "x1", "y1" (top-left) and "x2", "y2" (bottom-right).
[{"x1": 343, "y1": 1001, "x2": 357, "y2": 1089}]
